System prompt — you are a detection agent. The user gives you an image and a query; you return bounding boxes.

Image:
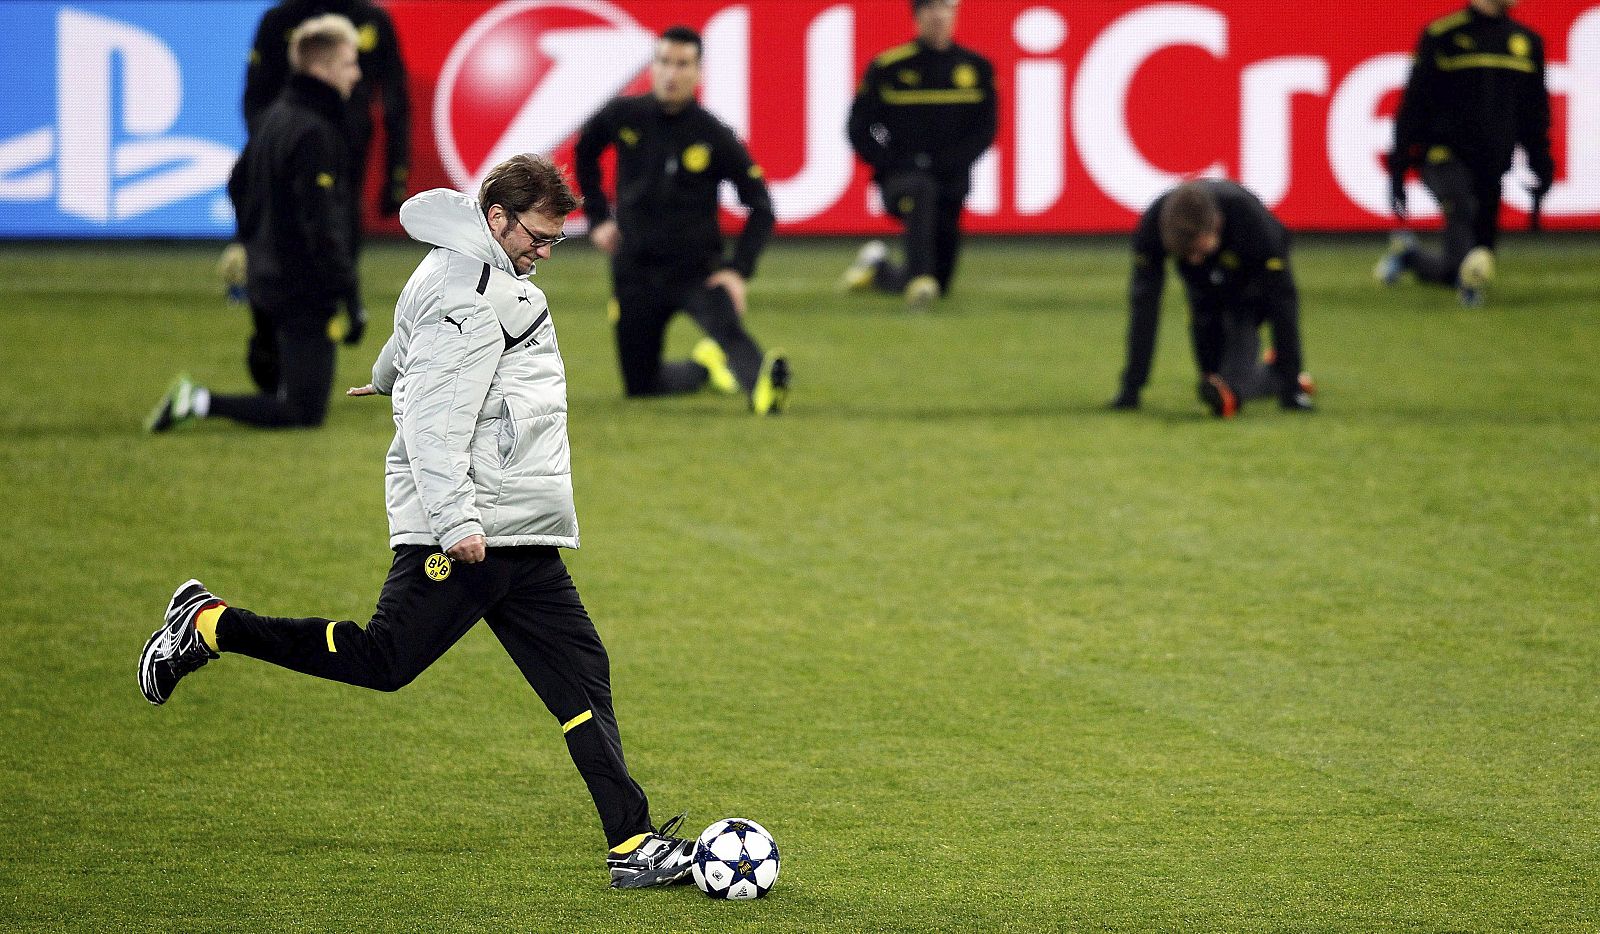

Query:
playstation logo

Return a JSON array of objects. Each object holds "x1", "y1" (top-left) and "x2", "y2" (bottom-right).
[{"x1": 0, "y1": 7, "x2": 237, "y2": 226}]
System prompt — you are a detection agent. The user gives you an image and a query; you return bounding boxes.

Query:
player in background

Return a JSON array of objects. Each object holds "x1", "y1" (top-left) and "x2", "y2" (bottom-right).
[
  {"x1": 1110, "y1": 180, "x2": 1315, "y2": 419},
  {"x1": 841, "y1": 0, "x2": 996, "y2": 310},
  {"x1": 221, "y1": 0, "x2": 413, "y2": 349},
  {"x1": 1375, "y1": 0, "x2": 1553, "y2": 307},
  {"x1": 139, "y1": 155, "x2": 698, "y2": 890},
  {"x1": 574, "y1": 25, "x2": 789, "y2": 415},
  {"x1": 148, "y1": 15, "x2": 360, "y2": 432}
]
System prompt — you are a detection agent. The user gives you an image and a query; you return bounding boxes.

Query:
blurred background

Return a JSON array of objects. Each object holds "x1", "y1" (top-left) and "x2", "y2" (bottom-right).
[{"x1": 3, "y1": 0, "x2": 1597, "y2": 242}]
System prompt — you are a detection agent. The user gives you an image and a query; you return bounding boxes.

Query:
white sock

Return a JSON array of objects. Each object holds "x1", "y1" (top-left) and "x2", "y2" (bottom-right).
[{"x1": 191, "y1": 386, "x2": 210, "y2": 418}]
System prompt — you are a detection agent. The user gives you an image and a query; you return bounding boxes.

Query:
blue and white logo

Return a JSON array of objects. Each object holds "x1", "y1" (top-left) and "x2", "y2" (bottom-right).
[{"x1": 0, "y1": 2, "x2": 267, "y2": 237}]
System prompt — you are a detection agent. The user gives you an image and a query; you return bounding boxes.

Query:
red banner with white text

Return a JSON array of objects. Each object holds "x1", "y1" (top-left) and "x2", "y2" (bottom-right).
[{"x1": 375, "y1": 0, "x2": 1600, "y2": 234}]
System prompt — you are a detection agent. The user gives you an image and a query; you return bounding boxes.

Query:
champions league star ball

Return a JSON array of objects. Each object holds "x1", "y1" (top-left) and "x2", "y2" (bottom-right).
[{"x1": 690, "y1": 818, "x2": 780, "y2": 899}]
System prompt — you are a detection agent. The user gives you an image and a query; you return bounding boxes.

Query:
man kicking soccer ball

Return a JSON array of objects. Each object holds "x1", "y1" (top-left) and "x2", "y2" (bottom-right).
[{"x1": 138, "y1": 154, "x2": 694, "y2": 890}]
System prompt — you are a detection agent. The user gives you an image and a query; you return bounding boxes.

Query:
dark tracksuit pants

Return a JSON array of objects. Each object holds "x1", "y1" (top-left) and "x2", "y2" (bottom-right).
[
  {"x1": 873, "y1": 170, "x2": 967, "y2": 295},
  {"x1": 213, "y1": 544, "x2": 651, "y2": 848},
  {"x1": 611, "y1": 254, "x2": 764, "y2": 398},
  {"x1": 1409, "y1": 158, "x2": 1504, "y2": 285},
  {"x1": 1189, "y1": 274, "x2": 1305, "y2": 402},
  {"x1": 215, "y1": 301, "x2": 337, "y2": 428}
]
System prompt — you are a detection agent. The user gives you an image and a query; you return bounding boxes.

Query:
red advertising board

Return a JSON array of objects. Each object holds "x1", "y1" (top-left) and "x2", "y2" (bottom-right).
[{"x1": 373, "y1": 0, "x2": 1600, "y2": 234}]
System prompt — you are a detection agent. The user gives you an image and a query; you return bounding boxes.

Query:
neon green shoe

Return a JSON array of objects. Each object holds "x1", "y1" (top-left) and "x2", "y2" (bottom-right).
[
  {"x1": 691, "y1": 338, "x2": 739, "y2": 395},
  {"x1": 751, "y1": 351, "x2": 790, "y2": 416},
  {"x1": 839, "y1": 240, "x2": 886, "y2": 292},
  {"x1": 146, "y1": 374, "x2": 197, "y2": 433}
]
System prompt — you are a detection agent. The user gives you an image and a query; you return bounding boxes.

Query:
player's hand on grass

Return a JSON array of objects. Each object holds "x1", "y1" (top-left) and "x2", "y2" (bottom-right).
[
  {"x1": 449, "y1": 534, "x2": 486, "y2": 564},
  {"x1": 347, "y1": 384, "x2": 379, "y2": 397},
  {"x1": 589, "y1": 219, "x2": 620, "y2": 255},
  {"x1": 706, "y1": 268, "x2": 747, "y2": 316}
]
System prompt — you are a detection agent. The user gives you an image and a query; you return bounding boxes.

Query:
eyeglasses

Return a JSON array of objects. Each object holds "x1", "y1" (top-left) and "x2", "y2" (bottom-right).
[{"x1": 511, "y1": 214, "x2": 567, "y2": 249}]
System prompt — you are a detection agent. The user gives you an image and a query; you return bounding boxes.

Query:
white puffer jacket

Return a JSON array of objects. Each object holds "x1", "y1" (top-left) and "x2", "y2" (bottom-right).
[{"x1": 371, "y1": 188, "x2": 578, "y2": 551}]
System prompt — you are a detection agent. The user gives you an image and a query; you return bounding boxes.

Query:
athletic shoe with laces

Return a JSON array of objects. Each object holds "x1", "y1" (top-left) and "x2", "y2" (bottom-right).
[
  {"x1": 146, "y1": 374, "x2": 197, "y2": 433},
  {"x1": 1198, "y1": 373, "x2": 1238, "y2": 419},
  {"x1": 608, "y1": 813, "x2": 696, "y2": 889},
  {"x1": 904, "y1": 274, "x2": 939, "y2": 311},
  {"x1": 839, "y1": 240, "x2": 887, "y2": 292},
  {"x1": 751, "y1": 351, "x2": 790, "y2": 416},
  {"x1": 1373, "y1": 231, "x2": 1417, "y2": 286},
  {"x1": 139, "y1": 579, "x2": 222, "y2": 705},
  {"x1": 691, "y1": 338, "x2": 739, "y2": 395}
]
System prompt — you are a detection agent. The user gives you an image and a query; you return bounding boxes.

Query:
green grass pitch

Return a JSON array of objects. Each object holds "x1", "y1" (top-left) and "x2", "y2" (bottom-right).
[{"x1": 2, "y1": 234, "x2": 1598, "y2": 931}]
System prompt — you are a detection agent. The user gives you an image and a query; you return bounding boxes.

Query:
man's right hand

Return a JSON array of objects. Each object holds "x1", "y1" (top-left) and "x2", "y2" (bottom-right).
[
  {"x1": 1388, "y1": 172, "x2": 1408, "y2": 220},
  {"x1": 589, "y1": 219, "x2": 620, "y2": 255},
  {"x1": 448, "y1": 534, "x2": 486, "y2": 564}
]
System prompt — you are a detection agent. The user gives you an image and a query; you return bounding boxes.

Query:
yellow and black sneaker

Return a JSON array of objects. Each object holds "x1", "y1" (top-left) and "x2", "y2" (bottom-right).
[
  {"x1": 691, "y1": 338, "x2": 739, "y2": 395},
  {"x1": 839, "y1": 240, "x2": 887, "y2": 292},
  {"x1": 608, "y1": 813, "x2": 696, "y2": 889},
  {"x1": 139, "y1": 579, "x2": 222, "y2": 705},
  {"x1": 904, "y1": 274, "x2": 939, "y2": 311},
  {"x1": 1457, "y1": 246, "x2": 1494, "y2": 308},
  {"x1": 751, "y1": 351, "x2": 790, "y2": 416}
]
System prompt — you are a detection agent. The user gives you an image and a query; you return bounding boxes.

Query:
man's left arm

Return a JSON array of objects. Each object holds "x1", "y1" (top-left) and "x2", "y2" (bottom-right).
[
  {"x1": 372, "y1": 8, "x2": 412, "y2": 216},
  {"x1": 1518, "y1": 34, "x2": 1555, "y2": 207},
  {"x1": 716, "y1": 127, "x2": 775, "y2": 281},
  {"x1": 934, "y1": 57, "x2": 998, "y2": 173}
]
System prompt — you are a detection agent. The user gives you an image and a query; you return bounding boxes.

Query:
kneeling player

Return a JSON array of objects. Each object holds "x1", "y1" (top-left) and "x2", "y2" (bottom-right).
[{"x1": 1109, "y1": 180, "x2": 1315, "y2": 418}]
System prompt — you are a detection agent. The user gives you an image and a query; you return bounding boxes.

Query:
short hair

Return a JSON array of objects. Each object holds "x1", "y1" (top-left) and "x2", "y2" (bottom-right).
[
  {"x1": 1158, "y1": 182, "x2": 1222, "y2": 256},
  {"x1": 289, "y1": 14, "x2": 359, "y2": 74},
  {"x1": 659, "y1": 25, "x2": 702, "y2": 58},
  {"x1": 478, "y1": 154, "x2": 582, "y2": 220}
]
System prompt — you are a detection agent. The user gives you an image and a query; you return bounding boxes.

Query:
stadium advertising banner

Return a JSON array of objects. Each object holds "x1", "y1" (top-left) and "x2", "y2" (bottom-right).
[
  {"x1": 1, "y1": 0, "x2": 1597, "y2": 237},
  {"x1": 0, "y1": 1, "x2": 269, "y2": 237}
]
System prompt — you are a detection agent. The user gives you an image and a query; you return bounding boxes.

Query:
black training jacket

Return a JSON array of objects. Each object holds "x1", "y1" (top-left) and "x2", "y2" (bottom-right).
[
  {"x1": 228, "y1": 73, "x2": 356, "y2": 308},
  {"x1": 1121, "y1": 181, "x2": 1295, "y2": 393},
  {"x1": 574, "y1": 95, "x2": 774, "y2": 279},
  {"x1": 1389, "y1": 5, "x2": 1553, "y2": 181},
  {"x1": 847, "y1": 38, "x2": 997, "y2": 191},
  {"x1": 243, "y1": 0, "x2": 411, "y2": 210}
]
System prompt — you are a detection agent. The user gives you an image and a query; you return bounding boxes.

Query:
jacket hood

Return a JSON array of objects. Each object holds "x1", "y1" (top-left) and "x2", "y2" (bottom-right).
[{"x1": 399, "y1": 188, "x2": 530, "y2": 279}]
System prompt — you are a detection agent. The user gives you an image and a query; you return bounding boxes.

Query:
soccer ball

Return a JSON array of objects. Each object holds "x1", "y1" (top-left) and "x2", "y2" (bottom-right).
[{"x1": 690, "y1": 818, "x2": 780, "y2": 899}]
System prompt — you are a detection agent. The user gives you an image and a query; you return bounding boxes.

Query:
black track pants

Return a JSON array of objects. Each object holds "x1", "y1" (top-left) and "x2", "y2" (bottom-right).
[
  {"x1": 1410, "y1": 159, "x2": 1504, "y2": 285},
  {"x1": 611, "y1": 257, "x2": 764, "y2": 397},
  {"x1": 211, "y1": 304, "x2": 337, "y2": 428},
  {"x1": 215, "y1": 545, "x2": 652, "y2": 848},
  {"x1": 875, "y1": 171, "x2": 969, "y2": 294}
]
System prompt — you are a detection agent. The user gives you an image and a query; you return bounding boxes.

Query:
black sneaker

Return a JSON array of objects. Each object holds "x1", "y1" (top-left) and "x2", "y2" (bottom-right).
[
  {"x1": 1280, "y1": 390, "x2": 1316, "y2": 412},
  {"x1": 608, "y1": 813, "x2": 696, "y2": 889},
  {"x1": 1197, "y1": 374, "x2": 1238, "y2": 419},
  {"x1": 138, "y1": 579, "x2": 222, "y2": 705}
]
